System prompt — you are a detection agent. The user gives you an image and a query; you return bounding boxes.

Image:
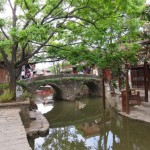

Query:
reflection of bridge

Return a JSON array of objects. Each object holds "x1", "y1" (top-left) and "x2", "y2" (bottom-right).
[
  {"x1": 22, "y1": 74, "x2": 103, "y2": 101},
  {"x1": 44, "y1": 97, "x2": 105, "y2": 127}
]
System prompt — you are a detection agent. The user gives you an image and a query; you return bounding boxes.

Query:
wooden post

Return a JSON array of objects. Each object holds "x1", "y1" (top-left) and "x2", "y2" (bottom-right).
[
  {"x1": 118, "y1": 68, "x2": 121, "y2": 90},
  {"x1": 102, "y1": 69, "x2": 106, "y2": 109},
  {"x1": 144, "y1": 61, "x2": 149, "y2": 102},
  {"x1": 125, "y1": 63, "x2": 130, "y2": 114}
]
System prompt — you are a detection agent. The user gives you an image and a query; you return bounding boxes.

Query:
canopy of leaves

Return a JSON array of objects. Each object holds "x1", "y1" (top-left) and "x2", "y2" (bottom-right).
[
  {"x1": 137, "y1": 4, "x2": 150, "y2": 63},
  {"x1": 0, "y1": 0, "x2": 147, "y2": 71},
  {"x1": 45, "y1": 0, "x2": 146, "y2": 70}
]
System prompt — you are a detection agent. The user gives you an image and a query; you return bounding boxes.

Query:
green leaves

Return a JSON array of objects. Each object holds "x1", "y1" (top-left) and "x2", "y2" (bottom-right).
[
  {"x1": 0, "y1": 40, "x2": 12, "y2": 48},
  {"x1": 0, "y1": 0, "x2": 147, "y2": 76},
  {"x1": 0, "y1": 19, "x2": 5, "y2": 27}
]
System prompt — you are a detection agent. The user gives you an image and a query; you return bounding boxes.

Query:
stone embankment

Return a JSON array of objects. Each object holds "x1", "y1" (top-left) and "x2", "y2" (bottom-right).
[
  {"x1": 0, "y1": 101, "x2": 49, "y2": 150},
  {"x1": 105, "y1": 84, "x2": 150, "y2": 123},
  {"x1": 26, "y1": 110, "x2": 49, "y2": 137},
  {"x1": 0, "y1": 108, "x2": 32, "y2": 150}
]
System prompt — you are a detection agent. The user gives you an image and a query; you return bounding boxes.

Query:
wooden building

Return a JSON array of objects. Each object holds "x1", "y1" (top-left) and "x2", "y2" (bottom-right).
[
  {"x1": 130, "y1": 63, "x2": 150, "y2": 89},
  {"x1": 0, "y1": 62, "x2": 9, "y2": 83}
]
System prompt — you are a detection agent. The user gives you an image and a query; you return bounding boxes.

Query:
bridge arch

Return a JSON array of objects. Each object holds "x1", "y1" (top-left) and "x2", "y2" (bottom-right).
[
  {"x1": 22, "y1": 75, "x2": 102, "y2": 101},
  {"x1": 84, "y1": 80, "x2": 101, "y2": 96},
  {"x1": 33, "y1": 83, "x2": 65, "y2": 100},
  {"x1": 77, "y1": 80, "x2": 101, "y2": 98}
]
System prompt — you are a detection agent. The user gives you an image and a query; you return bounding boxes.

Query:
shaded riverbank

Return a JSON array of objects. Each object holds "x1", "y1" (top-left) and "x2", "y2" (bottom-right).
[{"x1": 105, "y1": 83, "x2": 150, "y2": 124}]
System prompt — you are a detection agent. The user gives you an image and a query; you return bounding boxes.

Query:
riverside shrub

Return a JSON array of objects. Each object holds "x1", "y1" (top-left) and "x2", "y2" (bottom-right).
[{"x1": 0, "y1": 89, "x2": 14, "y2": 103}]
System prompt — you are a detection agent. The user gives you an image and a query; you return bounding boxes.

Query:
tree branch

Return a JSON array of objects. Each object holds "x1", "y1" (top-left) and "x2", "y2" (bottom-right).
[
  {"x1": 29, "y1": 58, "x2": 63, "y2": 65},
  {"x1": 41, "y1": 0, "x2": 64, "y2": 24},
  {"x1": 45, "y1": 5, "x2": 89, "y2": 24},
  {"x1": 42, "y1": 0, "x2": 74, "y2": 23},
  {"x1": 45, "y1": 41, "x2": 83, "y2": 48},
  {"x1": 8, "y1": 0, "x2": 13, "y2": 11},
  {"x1": 23, "y1": 5, "x2": 46, "y2": 29},
  {"x1": 24, "y1": 31, "x2": 56, "y2": 60},
  {"x1": 0, "y1": 27, "x2": 9, "y2": 39},
  {"x1": 0, "y1": 49, "x2": 10, "y2": 67},
  {"x1": 68, "y1": 15, "x2": 99, "y2": 30},
  {"x1": 23, "y1": 0, "x2": 30, "y2": 10}
]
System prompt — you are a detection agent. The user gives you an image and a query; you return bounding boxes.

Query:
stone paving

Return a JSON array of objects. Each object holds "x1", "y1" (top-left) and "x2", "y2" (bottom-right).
[
  {"x1": 105, "y1": 84, "x2": 150, "y2": 123},
  {"x1": 120, "y1": 102, "x2": 150, "y2": 123},
  {"x1": 0, "y1": 108, "x2": 32, "y2": 150}
]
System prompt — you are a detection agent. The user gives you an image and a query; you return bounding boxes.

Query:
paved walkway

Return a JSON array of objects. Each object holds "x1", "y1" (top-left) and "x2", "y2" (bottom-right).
[
  {"x1": 106, "y1": 84, "x2": 150, "y2": 123},
  {"x1": 121, "y1": 102, "x2": 150, "y2": 123},
  {"x1": 0, "y1": 108, "x2": 31, "y2": 150}
]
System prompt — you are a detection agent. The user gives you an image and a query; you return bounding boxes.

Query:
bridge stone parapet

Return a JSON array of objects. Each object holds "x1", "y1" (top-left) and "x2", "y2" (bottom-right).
[
  {"x1": 21, "y1": 74, "x2": 102, "y2": 101},
  {"x1": 28, "y1": 74, "x2": 99, "y2": 82}
]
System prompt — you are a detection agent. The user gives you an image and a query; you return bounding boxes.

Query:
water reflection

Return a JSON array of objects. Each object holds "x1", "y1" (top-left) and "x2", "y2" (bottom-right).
[
  {"x1": 36, "y1": 103, "x2": 53, "y2": 114},
  {"x1": 35, "y1": 90, "x2": 54, "y2": 114},
  {"x1": 35, "y1": 126, "x2": 95, "y2": 150},
  {"x1": 29, "y1": 97, "x2": 150, "y2": 150}
]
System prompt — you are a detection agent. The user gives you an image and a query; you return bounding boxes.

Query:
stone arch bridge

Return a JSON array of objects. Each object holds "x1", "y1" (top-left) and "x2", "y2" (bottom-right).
[{"x1": 21, "y1": 74, "x2": 103, "y2": 101}]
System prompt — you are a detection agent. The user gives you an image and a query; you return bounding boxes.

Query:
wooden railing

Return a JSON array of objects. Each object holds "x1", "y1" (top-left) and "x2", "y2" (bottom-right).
[{"x1": 121, "y1": 89, "x2": 141, "y2": 112}]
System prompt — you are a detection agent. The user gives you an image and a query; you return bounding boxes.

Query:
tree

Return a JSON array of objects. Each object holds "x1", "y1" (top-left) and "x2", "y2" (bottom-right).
[
  {"x1": 46, "y1": 0, "x2": 146, "y2": 72},
  {"x1": 0, "y1": 0, "x2": 146, "y2": 98},
  {"x1": 139, "y1": 4, "x2": 150, "y2": 62},
  {"x1": 0, "y1": 0, "x2": 104, "y2": 96}
]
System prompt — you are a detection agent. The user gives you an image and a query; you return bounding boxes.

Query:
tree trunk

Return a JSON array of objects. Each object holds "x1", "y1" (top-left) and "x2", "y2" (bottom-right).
[{"x1": 8, "y1": 66, "x2": 16, "y2": 100}]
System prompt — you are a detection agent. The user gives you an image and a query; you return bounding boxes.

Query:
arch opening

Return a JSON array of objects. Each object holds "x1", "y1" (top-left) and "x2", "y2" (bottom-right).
[
  {"x1": 35, "y1": 83, "x2": 64, "y2": 103},
  {"x1": 85, "y1": 81, "x2": 100, "y2": 97},
  {"x1": 76, "y1": 81, "x2": 100, "y2": 99}
]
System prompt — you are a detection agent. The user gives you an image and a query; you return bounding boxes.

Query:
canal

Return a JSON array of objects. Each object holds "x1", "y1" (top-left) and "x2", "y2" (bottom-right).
[{"x1": 28, "y1": 95, "x2": 150, "y2": 150}]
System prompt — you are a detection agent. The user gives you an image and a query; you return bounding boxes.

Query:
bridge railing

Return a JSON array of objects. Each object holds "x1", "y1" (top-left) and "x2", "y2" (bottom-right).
[
  {"x1": 22, "y1": 74, "x2": 100, "y2": 83},
  {"x1": 35, "y1": 74, "x2": 99, "y2": 80},
  {"x1": 47, "y1": 74, "x2": 100, "y2": 79}
]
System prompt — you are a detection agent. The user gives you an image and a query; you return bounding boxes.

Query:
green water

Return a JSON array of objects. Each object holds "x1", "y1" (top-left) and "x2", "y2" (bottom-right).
[{"x1": 29, "y1": 97, "x2": 150, "y2": 150}]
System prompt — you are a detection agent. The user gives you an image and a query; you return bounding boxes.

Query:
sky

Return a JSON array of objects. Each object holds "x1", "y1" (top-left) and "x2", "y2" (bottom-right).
[{"x1": 146, "y1": 0, "x2": 150, "y2": 4}]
